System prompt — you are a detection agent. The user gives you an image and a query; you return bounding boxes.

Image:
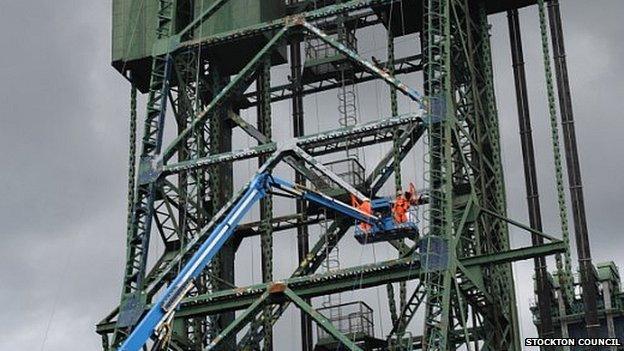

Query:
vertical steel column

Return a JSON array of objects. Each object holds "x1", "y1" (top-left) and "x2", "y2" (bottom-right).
[
  {"x1": 388, "y1": 32, "x2": 402, "y2": 192},
  {"x1": 386, "y1": 29, "x2": 401, "y2": 331},
  {"x1": 174, "y1": 65, "x2": 193, "y2": 346},
  {"x1": 257, "y1": 57, "x2": 274, "y2": 351},
  {"x1": 126, "y1": 84, "x2": 138, "y2": 251},
  {"x1": 113, "y1": 1, "x2": 175, "y2": 346},
  {"x1": 421, "y1": 0, "x2": 456, "y2": 349},
  {"x1": 477, "y1": 5, "x2": 520, "y2": 347},
  {"x1": 507, "y1": 9, "x2": 555, "y2": 340},
  {"x1": 547, "y1": 0, "x2": 599, "y2": 337},
  {"x1": 208, "y1": 62, "x2": 236, "y2": 348},
  {"x1": 386, "y1": 30, "x2": 410, "y2": 340},
  {"x1": 289, "y1": 33, "x2": 314, "y2": 351}
]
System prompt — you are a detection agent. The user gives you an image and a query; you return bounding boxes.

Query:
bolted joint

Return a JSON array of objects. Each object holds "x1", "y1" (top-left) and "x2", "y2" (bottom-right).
[
  {"x1": 419, "y1": 235, "x2": 449, "y2": 273},
  {"x1": 425, "y1": 94, "x2": 447, "y2": 125},
  {"x1": 117, "y1": 292, "x2": 146, "y2": 328},
  {"x1": 268, "y1": 281, "x2": 287, "y2": 295},
  {"x1": 138, "y1": 155, "x2": 163, "y2": 185}
]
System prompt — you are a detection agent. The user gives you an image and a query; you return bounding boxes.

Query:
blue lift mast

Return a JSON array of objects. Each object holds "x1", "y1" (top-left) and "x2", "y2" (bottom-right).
[{"x1": 119, "y1": 172, "x2": 379, "y2": 351}]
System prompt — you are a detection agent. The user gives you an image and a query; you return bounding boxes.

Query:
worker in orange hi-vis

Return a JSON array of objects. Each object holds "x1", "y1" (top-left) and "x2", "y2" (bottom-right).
[
  {"x1": 351, "y1": 195, "x2": 372, "y2": 231},
  {"x1": 393, "y1": 190, "x2": 410, "y2": 223}
]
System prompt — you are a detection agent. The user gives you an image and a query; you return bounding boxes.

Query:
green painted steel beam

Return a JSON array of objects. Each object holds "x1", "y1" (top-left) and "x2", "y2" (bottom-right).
[
  {"x1": 205, "y1": 290, "x2": 270, "y2": 350},
  {"x1": 301, "y1": 21, "x2": 424, "y2": 106},
  {"x1": 164, "y1": 143, "x2": 277, "y2": 175},
  {"x1": 97, "y1": 240, "x2": 565, "y2": 334},
  {"x1": 112, "y1": 0, "x2": 177, "y2": 347},
  {"x1": 229, "y1": 111, "x2": 270, "y2": 144},
  {"x1": 240, "y1": 54, "x2": 423, "y2": 108},
  {"x1": 180, "y1": 257, "x2": 420, "y2": 317},
  {"x1": 179, "y1": 0, "x2": 400, "y2": 49},
  {"x1": 461, "y1": 241, "x2": 566, "y2": 267},
  {"x1": 480, "y1": 207, "x2": 560, "y2": 243},
  {"x1": 236, "y1": 214, "x2": 326, "y2": 238},
  {"x1": 163, "y1": 114, "x2": 422, "y2": 176}
]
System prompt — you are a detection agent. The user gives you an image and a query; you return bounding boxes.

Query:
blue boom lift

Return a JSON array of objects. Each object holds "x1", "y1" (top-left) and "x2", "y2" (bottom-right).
[{"x1": 118, "y1": 172, "x2": 419, "y2": 350}]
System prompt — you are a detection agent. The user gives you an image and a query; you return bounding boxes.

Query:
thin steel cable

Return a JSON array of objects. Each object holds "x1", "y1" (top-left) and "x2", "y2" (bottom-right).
[{"x1": 39, "y1": 236, "x2": 76, "y2": 351}]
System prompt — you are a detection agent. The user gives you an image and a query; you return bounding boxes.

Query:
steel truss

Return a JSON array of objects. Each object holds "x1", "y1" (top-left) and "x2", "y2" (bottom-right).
[{"x1": 99, "y1": 1, "x2": 573, "y2": 350}]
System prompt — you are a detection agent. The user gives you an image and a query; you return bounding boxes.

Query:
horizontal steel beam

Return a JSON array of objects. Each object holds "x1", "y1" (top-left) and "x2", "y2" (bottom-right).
[
  {"x1": 179, "y1": 0, "x2": 400, "y2": 50},
  {"x1": 239, "y1": 55, "x2": 423, "y2": 108},
  {"x1": 460, "y1": 241, "x2": 567, "y2": 267},
  {"x1": 164, "y1": 143, "x2": 277, "y2": 175},
  {"x1": 177, "y1": 242, "x2": 566, "y2": 316},
  {"x1": 163, "y1": 114, "x2": 423, "y2": 175},
  {"x1": 97, "y1": 257, "x2": 418, "y2": 333},
  {"x1": 96, "y1": 241, "x2": 565, "y2": 333},
  {"x1": 236, "y1": 213, "x2": 326, "y2": 238},
  {"x1": 301, "y1": 114, "x2": 424, "y2": 156}
]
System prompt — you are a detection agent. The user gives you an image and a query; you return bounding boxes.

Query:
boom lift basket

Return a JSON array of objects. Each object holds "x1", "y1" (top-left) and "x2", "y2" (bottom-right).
[{"x1": 354, "y1": 197, "x2": 419, "y2": 244}]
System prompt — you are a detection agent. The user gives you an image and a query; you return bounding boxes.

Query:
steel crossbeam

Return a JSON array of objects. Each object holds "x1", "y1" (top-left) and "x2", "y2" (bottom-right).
[
  {"x1": 163, "y1": 113, "x2": 422, "y2": 176},
  {"x1": 179, "y1": 0, "x2": 401, "y2": 50},
  {"x1": 239, "y1": 54, "x2": 423, "y2": 108},
  {"x1": 97, "y1": 241, "x2": 565, "y2": 334}
]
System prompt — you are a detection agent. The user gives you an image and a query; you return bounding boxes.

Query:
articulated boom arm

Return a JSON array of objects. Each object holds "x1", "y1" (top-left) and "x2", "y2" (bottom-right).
[{"x1": 119, "y1": 172, "x2": 377, "y2": 351}]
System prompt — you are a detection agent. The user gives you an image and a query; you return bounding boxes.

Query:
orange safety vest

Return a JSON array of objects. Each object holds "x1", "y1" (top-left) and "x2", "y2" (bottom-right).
[
  {"x1": 351, "y1": 195, "x2": 372, "y2": 231},
  {"x1": 393, "y1": 195, "x2": 409, "y2": 223}
]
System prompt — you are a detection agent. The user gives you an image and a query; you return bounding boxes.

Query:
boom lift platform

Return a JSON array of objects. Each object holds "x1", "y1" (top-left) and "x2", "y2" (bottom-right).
[
  {"x1": 354, "y1": 197, "x2": 419, "y2": 244},
  {"x1": 118, "y1": 171, "x2": 418, "y2": 351}
]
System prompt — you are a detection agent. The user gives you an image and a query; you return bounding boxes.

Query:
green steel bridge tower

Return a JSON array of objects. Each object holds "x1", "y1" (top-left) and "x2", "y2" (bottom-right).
[{"x1": 97, "y1": 0, "x2": 623, "y2": 350}]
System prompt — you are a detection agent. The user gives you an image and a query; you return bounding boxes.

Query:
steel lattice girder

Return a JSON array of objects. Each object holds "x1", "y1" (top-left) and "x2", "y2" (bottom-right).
[
  {"x1": 239, "y1": 54, "x2": 423, "y2": 108},
  {"x1": 162, "y1": 113, "x2": 424, "y2": 175},
  {"x1": 179, "y1": 0, "x2": 402, "y2": 50},
  {"x1": 97, "y1": 240, "x2": 564, "y2": 334}
]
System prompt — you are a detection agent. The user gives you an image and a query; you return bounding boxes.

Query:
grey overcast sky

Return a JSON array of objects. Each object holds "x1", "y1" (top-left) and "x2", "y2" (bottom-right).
[{"x1": 0, "y1": 1, "x2": 622, "y2": 350}]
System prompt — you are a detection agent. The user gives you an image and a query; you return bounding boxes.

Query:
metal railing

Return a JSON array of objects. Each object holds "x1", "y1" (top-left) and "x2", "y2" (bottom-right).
[
  {"x1": 316, "y1": 301, "x2": 375, "y2": 341},
  {"x1": 322, "y1": 157, "x2": 365, "y2": 188}
]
